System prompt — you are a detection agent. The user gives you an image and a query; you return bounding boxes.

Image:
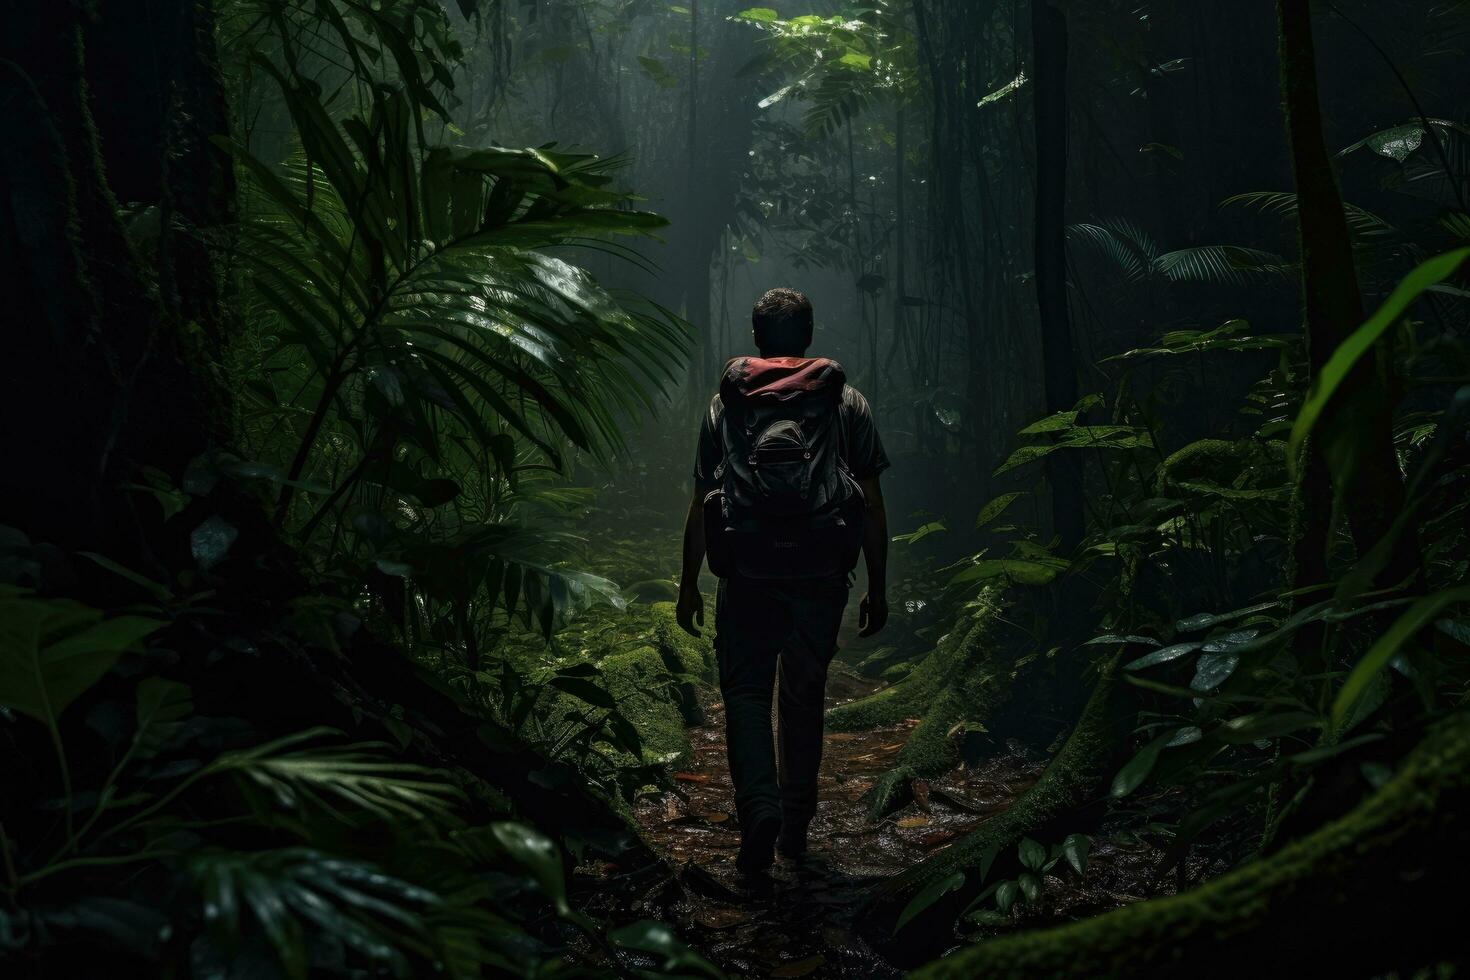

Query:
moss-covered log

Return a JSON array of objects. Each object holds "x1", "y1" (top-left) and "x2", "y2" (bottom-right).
[
  {"x1": 827, "y1": 591, "x2": 1018, "y2": 816},
  {"x1": 858, "y1": 654, "x2": 1131, "y2": 960},
  {"x1": 651, "y1": 599, "x2": 717, "y2": 726},
  {"x1": 911, "y1": 710, "x2": 1470, "y2": 979}
]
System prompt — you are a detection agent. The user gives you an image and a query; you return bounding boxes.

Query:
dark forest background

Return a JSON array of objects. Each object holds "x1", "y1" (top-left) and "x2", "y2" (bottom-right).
[{"x1": 2, "y1": 0, "x2": 1468, "y2": 977}]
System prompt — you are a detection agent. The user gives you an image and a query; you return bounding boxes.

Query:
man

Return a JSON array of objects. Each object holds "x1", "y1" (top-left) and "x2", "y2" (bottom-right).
[{"x1": 676, "y1": 287, "x2": 889, "y2": 875}]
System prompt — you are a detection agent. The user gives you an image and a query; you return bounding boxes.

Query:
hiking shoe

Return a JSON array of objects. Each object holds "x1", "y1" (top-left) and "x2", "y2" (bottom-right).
[
  {"x1": 735, "y1": 814, "x2": 781, "y2": 875},
  {"x1": 778, "y1": 825, "x2": 808, "y2": 860}
]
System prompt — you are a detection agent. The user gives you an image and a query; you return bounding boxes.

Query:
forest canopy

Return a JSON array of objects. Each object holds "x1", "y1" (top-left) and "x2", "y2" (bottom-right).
[{"x1": 1, "y1": 0, "x2": 1468, "y2": 977}]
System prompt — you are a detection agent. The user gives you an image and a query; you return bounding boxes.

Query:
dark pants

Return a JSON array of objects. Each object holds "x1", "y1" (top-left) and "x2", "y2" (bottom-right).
[{"x1": 714, "y1": 575, "x2": 849, "y2": 835}]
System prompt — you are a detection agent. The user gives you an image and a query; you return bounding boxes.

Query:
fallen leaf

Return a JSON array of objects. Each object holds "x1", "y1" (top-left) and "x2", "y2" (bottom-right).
[
  {"x1": 695, "y1": 907, "x2": 748, "y2": 929},
  {"x1": 879, "y1": 743, "x2": 904, "y2": 751},
  {"x1": 772, "y1": 955, "x2": 826, "y2": 977},
  {"x1": 674, "y1": 772, "x2": 710, "y2": 784},
  {"x1": 918, "y1": 830, "x2": 956, "y2": 847},
  {"x1": 826, "y1": 732, "x2": 860, "y2": 742},
  {"x1": 703, "y1": 812, "x2": 730, "y2": 823},
  {"x1": 896, "y1": 815, "x2": 929, "y2": 828}
]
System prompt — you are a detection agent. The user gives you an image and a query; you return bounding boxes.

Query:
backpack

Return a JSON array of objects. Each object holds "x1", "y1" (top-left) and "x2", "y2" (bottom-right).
[{"x1": 702, "y1": 356, "x2": 865, "y2": 580}]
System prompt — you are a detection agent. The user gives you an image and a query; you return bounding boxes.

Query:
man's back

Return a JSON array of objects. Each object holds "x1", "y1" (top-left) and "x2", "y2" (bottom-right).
[
  {"x1": 675, "y1": 287, "x2": 890, "y2": 876},
  {"x1": 693, "y1": 380, "x2": 889, "y2": 499}
]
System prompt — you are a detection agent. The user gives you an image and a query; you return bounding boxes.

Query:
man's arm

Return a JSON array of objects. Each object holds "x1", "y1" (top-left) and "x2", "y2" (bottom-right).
[
  {"x1": 676, "y1": 492, "x2": 707, "y2": 636},
  {"x1": 858, "y1": 474, "x2": 889, "y2": 637}
]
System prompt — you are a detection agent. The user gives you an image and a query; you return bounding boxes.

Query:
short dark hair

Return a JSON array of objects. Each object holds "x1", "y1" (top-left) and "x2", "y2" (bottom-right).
[{"x1": 752, "y1": 287, "x2": 814, "y2": 355}]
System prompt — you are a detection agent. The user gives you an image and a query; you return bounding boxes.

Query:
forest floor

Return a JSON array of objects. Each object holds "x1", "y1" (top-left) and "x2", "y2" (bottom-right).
[{"x1": 613, "y1": 604, "x2": 1186, "y2": 978}]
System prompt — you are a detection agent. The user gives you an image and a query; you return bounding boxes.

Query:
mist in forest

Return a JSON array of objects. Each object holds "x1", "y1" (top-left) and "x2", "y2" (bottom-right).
[{"x1": 2, "y1": 1, "x2": 1469, "y2": 977}]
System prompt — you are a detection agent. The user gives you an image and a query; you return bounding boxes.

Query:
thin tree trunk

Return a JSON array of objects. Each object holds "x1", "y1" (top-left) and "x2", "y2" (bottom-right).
[
  {"x1": 684, "y1": 0, "x2": 705, "y2": 388},
  {"x1": 1277, "y1": 0, "x2": 1411, "y2": 587},
  {"x1": 886, "y1": 106, "x2": 908, "y2": 380},
  {"x1": 1032, "y1": 0, "x2": 1085, "y2": 552}
]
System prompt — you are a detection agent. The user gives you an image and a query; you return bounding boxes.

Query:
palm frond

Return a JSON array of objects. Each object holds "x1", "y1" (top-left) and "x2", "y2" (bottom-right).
[
  {"x1": 1223, "y1": 191, "x2": 1400, "y2": 240},
  {"x1": 1156, "y1": 246, "x2": 1293, "y2": 285},
  {"x1": 216, "y1": 728, "x2": 464, "y2": 824},
  {"x1": 188, "y1": 847, "x2": 440, "y2": 980},
  {"x1": 1067, "y1": 221, "x2": 1153, "y2": 283}
]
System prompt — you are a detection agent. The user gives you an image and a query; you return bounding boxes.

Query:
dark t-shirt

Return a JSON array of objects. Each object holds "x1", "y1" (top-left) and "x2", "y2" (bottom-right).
[{"x1": 693, "y1": 384, "x2": 890, "y2": 494}]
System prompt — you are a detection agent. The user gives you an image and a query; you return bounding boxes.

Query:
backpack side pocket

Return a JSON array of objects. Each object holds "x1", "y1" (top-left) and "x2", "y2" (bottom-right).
[{"x1": 702, "y1": 489, "x2": 734, "y2": 578}]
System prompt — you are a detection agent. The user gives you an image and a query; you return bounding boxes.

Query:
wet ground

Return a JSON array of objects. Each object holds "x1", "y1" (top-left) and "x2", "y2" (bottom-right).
[
  {"x1": 612, "y1": 605, "x2": 1196, "y2": 977},
  {"x1": 626, "y1": 663, "x2": 1043, "y2": 978}
]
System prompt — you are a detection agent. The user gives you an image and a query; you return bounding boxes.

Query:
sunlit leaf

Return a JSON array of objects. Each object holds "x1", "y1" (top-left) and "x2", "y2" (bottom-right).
[
  {"x1": 976, "y1": 492, "x2": 1024, "y2": 529},
  {"x1": 1124, "y1": 642, "x2": 1201, "y2": 671},
  {"x1": 491, "y1": 822, "x2": 569, "y2": 914}
]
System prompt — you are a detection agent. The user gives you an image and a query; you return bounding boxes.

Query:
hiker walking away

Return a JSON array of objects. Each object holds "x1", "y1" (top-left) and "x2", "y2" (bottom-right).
[{"x1": 676, "y1": 287, "x2": 890, "y2": 875}]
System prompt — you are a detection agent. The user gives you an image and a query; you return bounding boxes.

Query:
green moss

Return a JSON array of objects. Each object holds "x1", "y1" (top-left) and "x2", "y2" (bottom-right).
[
  {"x1": 879, "y1": 661, "x2": 915, "y2": 682},
  {"x1": 598, "y1": 644, "x2": 694, "y2": 765},
  {"x1": 861, "y1": 654, "x2": 1129, "y2": 937},
  {"x1": 829, "y1": 593, "x2": 1000, "y2": 732},
  {"x1": 826, "y1": 591, "x2": 1018, "y2": 817},
  {"x1": 909, "y1": 712, "x2": 1470, "y2": 979},
  {"x1": 650, "y1": 599, "x2": 716, "y2": 682}
]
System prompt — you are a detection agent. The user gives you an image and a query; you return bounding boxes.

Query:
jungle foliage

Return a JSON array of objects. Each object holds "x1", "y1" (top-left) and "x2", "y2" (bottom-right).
[{"x1": 2, "y1": 0, "x2": 1469, "y2": 977}]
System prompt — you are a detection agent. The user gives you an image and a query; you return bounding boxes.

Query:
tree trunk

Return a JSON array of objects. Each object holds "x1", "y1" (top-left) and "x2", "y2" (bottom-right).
[
  {"x1": 1031, "y1": 0, "x2": 1085, "y2": 553},
  {"x1": 858, "y1": 654, "x2": 1132, "y2": 963},
  {"x1": 890, "y1": 106, "x2": 907, "y2": 380},
  {"x1": 0, "y1": 1, "x2": 224, "y2": 562},
  {"x1": 1277, "y1": 0, "x2": 1410, "y2": 587}
]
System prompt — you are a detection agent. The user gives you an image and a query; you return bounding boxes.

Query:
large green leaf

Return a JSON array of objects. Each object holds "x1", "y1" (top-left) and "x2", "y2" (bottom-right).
[
  {"x1": 948, "y1": 556, "x2": 1070, "y2": 587},
  {"x1": 895, "y1": 870, "x2": 964, "y2": 933},
  {"x1": 490, "y1": 822, "x2": 568, "y2": 914},
  {"x1": 0, "y1": 589, "x2": 162, "y2": 726},
  {"x1": 607, "y1": 920, "x2": 723, "y2": 978},
  {"x1": 1331, "y1": 585, "x2": 1470, "y2": 731},
  {"x1": 975, "y1": 492, "x2": 1024, "y2": 528},
  {"x1": 994, "y1": 428, "x2": 1152, "y2": 476},
  {"x1": 1111, "y1": 731, "x2": 1174, "y2": 798}
]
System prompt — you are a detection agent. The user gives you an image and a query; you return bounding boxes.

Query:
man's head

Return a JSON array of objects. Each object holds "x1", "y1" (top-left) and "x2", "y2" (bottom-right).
[{"x1": 752, "y1": 287, "x2": 813, "y2": 357}]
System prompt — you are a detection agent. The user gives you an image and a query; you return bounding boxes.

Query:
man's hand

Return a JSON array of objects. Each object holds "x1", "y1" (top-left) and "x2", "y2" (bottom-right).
[
  {"x1": 676, "y1": 586, "x2": 705, "y2": 638},
  {"x1": 858, "y1": 591, "x2": 888, "y2": 637},
  {"x1": 676, "y1": 493, "x2": 708, "y2": 637}
]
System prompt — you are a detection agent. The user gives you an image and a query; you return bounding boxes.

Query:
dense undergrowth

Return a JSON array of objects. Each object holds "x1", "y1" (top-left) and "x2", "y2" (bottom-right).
[{"x1": 3, "y1": 0, "x2": 1470, "y2": 977}]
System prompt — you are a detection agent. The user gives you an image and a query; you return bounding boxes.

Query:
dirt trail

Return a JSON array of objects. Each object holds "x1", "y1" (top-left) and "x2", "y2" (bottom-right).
[
  {"x1": 615, "y1": 594, "x2": 1188, "y2": 977},
  {"x1": 630, "y1": 648, "x2": 1043, "y2": 978}
]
